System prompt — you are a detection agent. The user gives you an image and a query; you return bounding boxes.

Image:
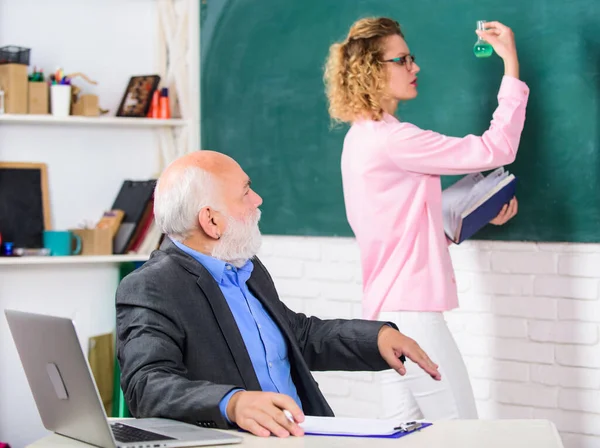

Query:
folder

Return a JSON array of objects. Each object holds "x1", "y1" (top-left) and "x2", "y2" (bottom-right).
[
  {"x1": 297, "y1": 416, "x2": 432, "y2": 439},
  {"x1": 111, "y1": 180, "x2": 156, "y2": 254},
  {"x1": 442, "y1": 167, "x2": 517, "y2": 244}
]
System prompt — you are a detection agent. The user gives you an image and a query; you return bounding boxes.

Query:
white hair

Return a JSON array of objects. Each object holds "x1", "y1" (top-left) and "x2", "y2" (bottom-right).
[
  {"x1": 212, "y1": 209, "x2": 262, "y2": 267},
  {"x1": 154, "y1": 165, "x2": 221, "y2": 241}
]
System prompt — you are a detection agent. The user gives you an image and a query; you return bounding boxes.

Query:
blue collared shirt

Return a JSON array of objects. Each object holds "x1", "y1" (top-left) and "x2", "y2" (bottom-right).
[{"x1": 172, "y1": 240, "x2": 302, "y2": 422}]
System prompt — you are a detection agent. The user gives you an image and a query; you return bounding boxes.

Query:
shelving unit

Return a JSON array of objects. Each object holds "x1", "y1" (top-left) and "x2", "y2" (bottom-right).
[
  {"x1": 0, "y1": 0, "x2": 199, "y2": 257},
  {"x1": 0, "y1": 0, "x2": 199, "y2": 165},
  {"x1": 0, "y1": 114, "x2": 188, "y2": 128},
  {"x1": 0, "y1": 2, "x2": 201, "y2": 446},
  {"x1": 0, "y1": 254, "x2": 149, "y2": 266}
]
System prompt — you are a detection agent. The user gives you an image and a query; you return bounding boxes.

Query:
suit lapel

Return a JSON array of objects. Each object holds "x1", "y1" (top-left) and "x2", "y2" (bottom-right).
[
  {"x1": 246, "y1": 264, "x2": 334, "y2": 416},
  {"x1": 246, "y1": 274, "x2": 296, "y2": 349},
  {"x1": 195, "y1": 273, "x2": 261, "y2": 391}
]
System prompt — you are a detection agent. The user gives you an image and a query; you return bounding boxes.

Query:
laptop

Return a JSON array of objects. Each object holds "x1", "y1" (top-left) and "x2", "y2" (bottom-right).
[{"x1": 5, "y1": 309, "x2": 243, "y2": 448}]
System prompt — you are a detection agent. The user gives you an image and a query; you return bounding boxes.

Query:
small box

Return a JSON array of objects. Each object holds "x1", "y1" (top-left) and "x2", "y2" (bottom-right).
[
  {"x1": 28, "y1": 82, "x2": 49, "y2": 114},
  {"x1": 72, "y1": 94, "x2": 99, "y2": 117},
  {"x1": 71, "y1": 228, "x2": 113, "y2": 256},
  {"x1": 0, "y1": 63, "x2": 28, "y2": 114},
  {"x1": 96, "y1": 209, "x2": 124, "y2": 238}
]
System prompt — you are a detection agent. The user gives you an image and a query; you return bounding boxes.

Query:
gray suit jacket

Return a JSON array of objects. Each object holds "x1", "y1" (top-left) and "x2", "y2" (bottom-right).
[{"x1": 116, "y1": 239, "x2": 394, "y2": 429}]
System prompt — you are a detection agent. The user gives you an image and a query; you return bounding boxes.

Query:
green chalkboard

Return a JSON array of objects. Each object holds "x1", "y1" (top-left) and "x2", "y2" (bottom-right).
[{"x1": 201, "y1": 0, "x2": 600, "y2": 242}]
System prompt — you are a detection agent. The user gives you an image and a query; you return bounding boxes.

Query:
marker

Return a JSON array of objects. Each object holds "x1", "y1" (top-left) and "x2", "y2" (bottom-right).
[{"x1": 2, "y1": 241, "x2": 14, "y2": 256}]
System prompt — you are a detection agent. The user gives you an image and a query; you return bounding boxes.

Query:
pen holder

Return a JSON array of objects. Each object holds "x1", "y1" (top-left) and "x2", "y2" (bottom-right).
[{"x1": 50, "y1": 84, "x2": 71, "y2": 117}]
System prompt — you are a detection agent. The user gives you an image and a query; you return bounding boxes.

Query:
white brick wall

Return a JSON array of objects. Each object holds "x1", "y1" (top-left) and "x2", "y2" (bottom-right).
[{"x1": 258, "y1": 236, "x2": 600, "y2": 448}]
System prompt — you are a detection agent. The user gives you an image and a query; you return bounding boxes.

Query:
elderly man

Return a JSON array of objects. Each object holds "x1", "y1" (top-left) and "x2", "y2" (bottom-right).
[{"x1": 116, "y1": 150, "x2": 440, "y2": 438}]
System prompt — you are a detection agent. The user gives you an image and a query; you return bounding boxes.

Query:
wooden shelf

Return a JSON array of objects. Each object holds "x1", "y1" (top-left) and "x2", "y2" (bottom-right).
[
  {"x1": 0, "y1": 114, "x2": 187, "y2": 127},
  {"x1": 0, "y1": 254, "x2": 149, "y2": 266}
]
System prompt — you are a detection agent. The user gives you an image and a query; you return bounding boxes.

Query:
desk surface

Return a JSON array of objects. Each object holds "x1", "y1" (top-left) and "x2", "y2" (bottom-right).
[{"x1": 27, "y1": 419, "x2": 563, "y2": 447}]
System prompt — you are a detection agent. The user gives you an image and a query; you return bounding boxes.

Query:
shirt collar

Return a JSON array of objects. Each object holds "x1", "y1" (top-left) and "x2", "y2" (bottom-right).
[
  {"x1": 382, "y1": 112, "x2": 399, "y2": 123},
  {"x1": 171, "y1": 239, "x2": 254, "y2": 283}
]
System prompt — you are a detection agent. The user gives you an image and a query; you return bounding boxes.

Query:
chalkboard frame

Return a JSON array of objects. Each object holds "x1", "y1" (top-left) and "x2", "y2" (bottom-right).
[{"x1": 0, "y1": 162, "x2": 52, "y2": 246}]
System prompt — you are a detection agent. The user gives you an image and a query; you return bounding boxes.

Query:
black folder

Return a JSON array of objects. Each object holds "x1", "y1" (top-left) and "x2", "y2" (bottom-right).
[{"x1": 111, "y1": 180, "x2": 156, "y2": 254}]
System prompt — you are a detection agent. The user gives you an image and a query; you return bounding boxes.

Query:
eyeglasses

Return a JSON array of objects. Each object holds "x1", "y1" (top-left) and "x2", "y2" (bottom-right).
[{"x1": 382, "y1": 54, "x2": 416, "y2": 69}]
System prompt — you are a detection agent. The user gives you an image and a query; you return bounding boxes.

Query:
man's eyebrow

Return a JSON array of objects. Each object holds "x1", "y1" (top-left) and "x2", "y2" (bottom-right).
[{"x1": 245, "y1": 179, "x2": 252, "y2": 188}]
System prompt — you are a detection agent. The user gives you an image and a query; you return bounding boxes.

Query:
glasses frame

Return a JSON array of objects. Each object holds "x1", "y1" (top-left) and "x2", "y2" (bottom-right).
[{"x1": 382, "y1": 54, "x2": 416, "y2": 69}]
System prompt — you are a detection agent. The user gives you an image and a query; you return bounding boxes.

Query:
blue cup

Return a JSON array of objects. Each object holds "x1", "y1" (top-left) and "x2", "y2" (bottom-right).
[{"x1": 43, "y1": 231, "x2": 82, "y2": 256}]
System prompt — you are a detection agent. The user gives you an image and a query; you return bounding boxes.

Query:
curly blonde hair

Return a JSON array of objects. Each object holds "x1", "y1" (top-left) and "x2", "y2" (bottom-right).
[{"x1": 324, "y1": 17, "x2": 404, "y2": 123}]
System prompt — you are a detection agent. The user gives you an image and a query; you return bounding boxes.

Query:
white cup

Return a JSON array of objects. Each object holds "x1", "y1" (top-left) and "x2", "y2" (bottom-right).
[{"x1": 50, "y1": 84, "x2": 72, "y2": 117}]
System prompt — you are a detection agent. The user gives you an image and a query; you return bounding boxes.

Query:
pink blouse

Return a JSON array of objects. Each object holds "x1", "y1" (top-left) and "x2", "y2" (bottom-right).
[{"x1": 341, "y1": 76, "x2": 530, "y2": 319}]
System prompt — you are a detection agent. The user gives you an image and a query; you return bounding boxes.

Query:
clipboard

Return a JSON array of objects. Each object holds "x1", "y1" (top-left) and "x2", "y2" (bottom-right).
[
  {"x1": 304, "y1": 421, "x2": 432, "y2": 439},
  {"x1": 238, "y1": 416, "x2": 432, "y2": 439},
  {"x1": 295, "y1": 416, "x2": 433, "y2": 439}
]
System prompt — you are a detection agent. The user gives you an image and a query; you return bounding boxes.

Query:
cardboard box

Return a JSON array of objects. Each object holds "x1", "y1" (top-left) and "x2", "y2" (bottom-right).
[
  {"x1": 0, "y1": 63, "x2": 28, "y2": 114},
  {"x1": 71, "y1": 228, "x2": 112, "y2": 256},
  {"x1": 28, "y1": 82, "x2": 49, "y2": 114},
  {"x1": 72, "y1": 94, "x2": 99, "y2": 116}
]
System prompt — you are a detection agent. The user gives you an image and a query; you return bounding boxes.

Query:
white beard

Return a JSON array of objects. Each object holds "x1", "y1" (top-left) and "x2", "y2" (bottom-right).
[{"x1": 211, "y1": 209, "x2": 262, "y2": 268}]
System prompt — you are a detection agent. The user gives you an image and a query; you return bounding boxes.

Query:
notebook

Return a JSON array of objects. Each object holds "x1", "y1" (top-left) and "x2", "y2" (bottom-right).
[
  {"x1": 297, "y1": 416, "x2": 432, "y2": 439},
  {"x1": 442, "y1": 167, "x2": 517, "y2": 244}
]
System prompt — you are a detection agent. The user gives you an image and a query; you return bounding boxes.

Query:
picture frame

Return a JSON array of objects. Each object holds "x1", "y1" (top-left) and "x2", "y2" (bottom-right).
[{"x1": 116, "y1": 75, "x2": 160, "y2": 117}]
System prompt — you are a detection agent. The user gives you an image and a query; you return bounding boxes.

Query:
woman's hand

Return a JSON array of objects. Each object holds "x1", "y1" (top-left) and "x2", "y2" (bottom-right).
[
  {"x1": 476, "y1": 21, "x2": 519, "y2": 78},
  {"x1": 490, "y1": 197, "x2": 518, "y2": 226}
]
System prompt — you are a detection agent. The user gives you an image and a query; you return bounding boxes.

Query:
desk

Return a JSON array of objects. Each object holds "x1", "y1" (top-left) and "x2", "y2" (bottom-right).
[{"x1": 27, "y1": 420, "x2": 563, "y2": 447}]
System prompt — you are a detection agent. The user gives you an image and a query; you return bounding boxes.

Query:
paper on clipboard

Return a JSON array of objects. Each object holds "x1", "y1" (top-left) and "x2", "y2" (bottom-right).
[{"x1": 298, "y1": 416, "x2": 432, "y2": 438}]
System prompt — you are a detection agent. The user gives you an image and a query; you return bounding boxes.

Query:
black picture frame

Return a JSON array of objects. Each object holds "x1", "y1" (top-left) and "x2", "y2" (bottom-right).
[{"x1": 116, "y1": 75, "x2": 161, "y2": 117}]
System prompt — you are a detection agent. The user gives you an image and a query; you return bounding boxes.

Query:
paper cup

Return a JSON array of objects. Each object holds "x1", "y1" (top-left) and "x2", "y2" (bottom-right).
[{"x1": 50, "y1": 84, "x2": 72, "y2": 117}]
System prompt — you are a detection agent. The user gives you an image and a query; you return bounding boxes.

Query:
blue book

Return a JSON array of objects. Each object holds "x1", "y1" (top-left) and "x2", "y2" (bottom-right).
[{"x1": 442, "y1": 168, "x2": 517, "y2": 244}]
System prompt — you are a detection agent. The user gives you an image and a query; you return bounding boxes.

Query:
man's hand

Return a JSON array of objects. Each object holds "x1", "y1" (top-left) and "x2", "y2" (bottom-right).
[
  {"x1": 490, "y1": 197, "x2": 518, "y2": 226},
  {"x1": 226, "y1": 391, "x2": 305, "y2": 438},
  {"x1": 377, "y1": 326, "x2": 441, "y2": 380}
]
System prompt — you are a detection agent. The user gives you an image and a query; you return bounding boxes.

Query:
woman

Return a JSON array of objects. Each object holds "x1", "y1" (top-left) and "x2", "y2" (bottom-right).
[{"x1": 324, "y1": 17, "x2": 528, "y2": 421}]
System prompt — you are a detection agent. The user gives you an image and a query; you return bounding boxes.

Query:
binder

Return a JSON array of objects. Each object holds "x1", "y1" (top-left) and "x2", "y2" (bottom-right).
[
  {"x1": 111, "y1": 180, "x2": 156, "y2": 254},
  {"x1": 296, "y1": 416, "x2": 432, "y2": 439},
  {"x1": 456, "y1": 177, "x2": 516, "y2": 243},
  {"x1": 443, "y1": 168, "x2": 517, "y2": 244},
  {"x1": 125, "y1": 199, "x2": 154, "y2": 253}
]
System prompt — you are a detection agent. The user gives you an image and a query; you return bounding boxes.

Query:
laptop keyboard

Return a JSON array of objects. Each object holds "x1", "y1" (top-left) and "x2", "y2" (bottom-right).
[{"x1": 110, "y1": 422, "x2": 176, "y2": 443}]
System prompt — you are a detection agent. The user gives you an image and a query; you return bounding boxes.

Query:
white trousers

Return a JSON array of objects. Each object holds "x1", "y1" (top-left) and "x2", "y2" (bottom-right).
[{"x1": 375, "y1": 311, "x2": 478, "y2": 421}]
